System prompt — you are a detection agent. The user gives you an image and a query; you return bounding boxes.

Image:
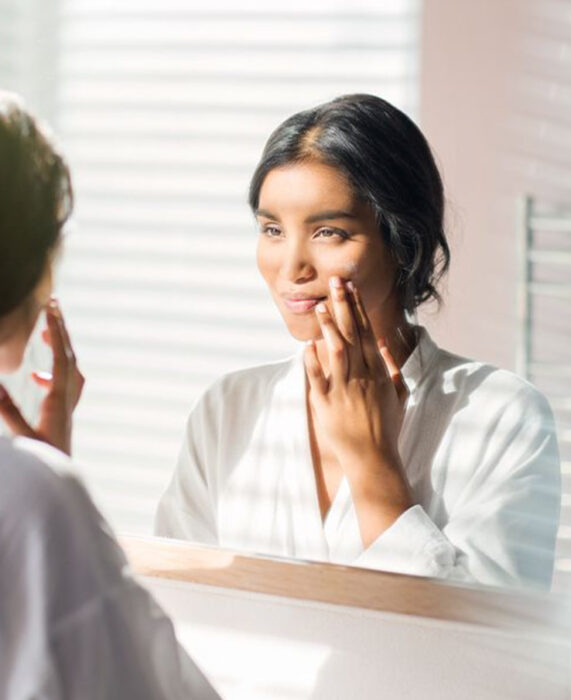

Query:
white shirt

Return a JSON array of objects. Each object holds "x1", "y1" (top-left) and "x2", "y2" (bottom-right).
[
  {"x1": 155, "y1": 327, "x2": 561, "y2": 591},
  {"x1": 0, "y1": 436, "x2": 220, "y2": 700}
]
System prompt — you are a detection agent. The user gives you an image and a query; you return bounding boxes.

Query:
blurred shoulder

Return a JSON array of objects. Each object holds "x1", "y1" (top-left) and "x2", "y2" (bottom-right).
[{"x1": 0, "y1": 437, "x2": 70, "y2": 512}]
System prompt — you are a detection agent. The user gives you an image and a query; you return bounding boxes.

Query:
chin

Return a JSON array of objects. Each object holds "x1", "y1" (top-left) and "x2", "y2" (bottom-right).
[
  {"x1": 0, "y1": 309, "x2": 37, "y2": 373},
  {"x1": 282, "y1": 316, "x2": 322, "y2": 343},
  {"x1": 0, "y1": 345, "x2": 26, "y2": 373}
]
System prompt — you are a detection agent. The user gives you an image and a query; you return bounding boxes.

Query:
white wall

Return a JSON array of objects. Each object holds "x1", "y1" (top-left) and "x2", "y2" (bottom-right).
[
  {"x1": 418, "y1": 0, "x2": 571, "y2": 369},
  {"x1": 144, "y1": 576, "x2": 571, "y2": 700},
  {"x1": 417, "y1": 0, "x2": 571, "y2": 592}
]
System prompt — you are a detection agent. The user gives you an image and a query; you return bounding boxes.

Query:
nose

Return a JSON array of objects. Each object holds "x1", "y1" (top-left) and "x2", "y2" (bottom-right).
[{"x1": 280, "y1": 237, "x2": 315, "y2": 284}]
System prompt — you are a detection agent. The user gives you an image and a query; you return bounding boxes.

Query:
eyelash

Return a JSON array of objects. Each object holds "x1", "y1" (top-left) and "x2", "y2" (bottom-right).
[{"x1": 260, "y1": 225, "x2": 349, "y2": 241}]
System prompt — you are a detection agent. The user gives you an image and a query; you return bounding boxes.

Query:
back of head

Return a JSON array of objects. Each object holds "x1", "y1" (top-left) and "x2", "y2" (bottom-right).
[
  {"x1": 249, "y1": 93, "x2": 450, "y2": 313},
  {"x1": 0, "y1": 93, "x2": 73, "y2": 319}
]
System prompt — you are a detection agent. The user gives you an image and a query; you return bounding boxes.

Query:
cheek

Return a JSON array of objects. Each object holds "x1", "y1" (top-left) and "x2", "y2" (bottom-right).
[
  {"x1": 326, "y1": 249, "x2": 367, "y2": 285},
  {"x1": 256, "y1": 240, "x2": 275, "y2": 284},
  {"x1": 337, "y1": 259, "x2": 360, "y2": 279}
]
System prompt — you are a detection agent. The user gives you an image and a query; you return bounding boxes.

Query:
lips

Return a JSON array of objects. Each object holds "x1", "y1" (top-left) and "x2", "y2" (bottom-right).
[{"x1": 282, "y1": 295, "x2": 326, "y2": 314}]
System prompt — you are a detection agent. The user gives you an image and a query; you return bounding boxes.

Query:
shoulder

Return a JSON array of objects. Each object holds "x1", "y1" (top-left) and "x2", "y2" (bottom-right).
[
  {"x1": 0, "y1": 437, "x2": 69, "y2": 521},
  {"x1": 0, "y1": 438, "x2": 103, "y2": 542},
  {"x1": 0, "y1": 437, "x2": 126, "y2": 593},
  {"x1": 433, "y1": 348, "x2": 553, "y2": 421},
  {"x1": 0, "y1": 436, "x2": 103, "y2": 542},
  {"x1": 192, "y1": 355, "x2": 297, "y2": 416}
]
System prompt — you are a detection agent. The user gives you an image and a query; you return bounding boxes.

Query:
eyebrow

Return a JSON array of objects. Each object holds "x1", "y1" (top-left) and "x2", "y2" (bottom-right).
[{"x1": 255, "y1": 208, "x2": 357, "y2": 223}]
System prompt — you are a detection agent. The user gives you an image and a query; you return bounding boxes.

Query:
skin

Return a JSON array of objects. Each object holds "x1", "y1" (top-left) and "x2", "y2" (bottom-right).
[
  {"x1": 0, "y1": 260, "x2": 84, "y2": 456},
  {"x1": 256, "y1": 161, "x2": 415, "y2": 547}
]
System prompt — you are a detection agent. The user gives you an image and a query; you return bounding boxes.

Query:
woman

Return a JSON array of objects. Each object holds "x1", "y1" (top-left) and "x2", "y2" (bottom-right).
[
  {"x1": 0, "y1": 94, "x2": 219, "y2": 698},
  {"x1": 156, "y1": 94, "x2": 561, "y2": 590}
]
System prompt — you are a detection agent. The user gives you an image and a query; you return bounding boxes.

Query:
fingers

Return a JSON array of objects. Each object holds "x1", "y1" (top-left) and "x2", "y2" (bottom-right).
[
  {"x1": 46, "y1": 302, "x2": 67, "y2": 384},
  {"x1": 303, "y1": 340, "x2": 328, "y2": 396},
  {"x1": 346, "y1": 281, "x2": 368, "y2": 332},
  {"x1": 31, "y1": 371, "x2": 53, "y2": 389},
  {"x1": 315, "y1": 302, "x2": 348, "y2": 383},
  {"x1": 379, "y1": 341, "x2": 408, "y2": 404},
  {"x1": 46, "y1": 299, "x2": 76, "y2": 392},
  {"x1": 0, "y1": 384, "x2": 36, "y2": 439},
  {"x1": 48, "y1": 298, "x2": 75, "y2": 362},
  {"x1": 329, "y1": 276, "x2": 367, "y2": 377},
  {"x1": 347, "y1": 283, "x2": 386, "y2": 377},
  {"x1": 329, "y1": 277, "x2": 359, "y2": 343},
  {"x1": 55, "y1": 305, "x2": 75, "y2": 362}
]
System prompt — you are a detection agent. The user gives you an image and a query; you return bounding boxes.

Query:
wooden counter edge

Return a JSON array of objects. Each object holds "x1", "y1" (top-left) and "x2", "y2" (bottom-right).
[{"x1": 121, "y1": 534, "x2": 571, "y2": 640}]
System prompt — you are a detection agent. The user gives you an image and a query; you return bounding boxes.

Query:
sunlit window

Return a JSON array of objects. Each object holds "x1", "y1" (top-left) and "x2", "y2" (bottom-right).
[{"x1": 0, "y1": 0, "x2": 421, "y2": 533}]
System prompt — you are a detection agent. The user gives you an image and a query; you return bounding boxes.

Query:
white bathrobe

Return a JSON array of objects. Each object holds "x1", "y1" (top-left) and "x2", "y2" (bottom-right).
[
  {"x1": 155, "y1": 327, "x2": 561, "y2": 590},
  {"x1": 0, "y1": 436, "x2": 220, "y2": 700}
]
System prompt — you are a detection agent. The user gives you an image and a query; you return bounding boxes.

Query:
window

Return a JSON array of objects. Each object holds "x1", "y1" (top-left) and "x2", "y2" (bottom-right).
[{"x1": 0, "y1": 0, "x2": 421, "y2": 533}]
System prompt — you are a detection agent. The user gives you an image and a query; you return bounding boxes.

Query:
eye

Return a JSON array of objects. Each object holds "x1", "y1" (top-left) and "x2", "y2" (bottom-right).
[
  {"x1": 315, "y1": 227, "x2": 349, "y2": 240},
  {"x1": 260, "y1": 224, "x2": 283, "y2": 238}
]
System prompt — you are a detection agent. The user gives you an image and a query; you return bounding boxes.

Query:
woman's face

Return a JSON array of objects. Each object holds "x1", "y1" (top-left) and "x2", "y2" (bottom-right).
[{"x1": 256, "y1": 161, "x2": 401, "y2": 341}]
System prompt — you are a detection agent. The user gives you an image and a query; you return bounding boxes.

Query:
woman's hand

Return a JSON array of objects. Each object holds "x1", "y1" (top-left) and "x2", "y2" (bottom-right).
[
  {"x1": 304, "y1": 276, "x2": 413, "y2": 544},
  {"x1": 0, "y1": 298, "x2": 84, "y2": 456}
]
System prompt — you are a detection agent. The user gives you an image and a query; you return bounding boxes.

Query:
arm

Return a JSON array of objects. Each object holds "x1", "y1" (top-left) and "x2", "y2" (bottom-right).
[
  {"x1": 355, "y1": 388, "x2": 561, "y2": 588},
  {"x1": 304, "y1": 278, "x2": 560, "y2": 589},
  {"x1": 304, "y1": 277, "x2": 414, "y2": 548},
  {"x1": 353, "y1": 387, "x2": 560, "y2": 589}
]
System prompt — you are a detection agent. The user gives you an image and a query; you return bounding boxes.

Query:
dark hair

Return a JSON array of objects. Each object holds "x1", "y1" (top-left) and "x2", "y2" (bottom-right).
[
  {"x1": 249, "y1": 94, "x2": 450, "y2": 312},
  {"x1": 0, "y1": 95, "x2": 73, "y2": 318}
]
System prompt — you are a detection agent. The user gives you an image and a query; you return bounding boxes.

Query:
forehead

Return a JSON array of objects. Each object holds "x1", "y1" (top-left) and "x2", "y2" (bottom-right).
[{"x1": 258, "y1": 161, "x2": 357, "y2": 213}]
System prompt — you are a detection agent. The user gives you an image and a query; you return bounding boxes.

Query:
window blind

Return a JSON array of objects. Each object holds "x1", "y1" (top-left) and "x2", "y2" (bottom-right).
[
  {"x1": 51, "y1": 0, "x2": 422, "y2": 534},
  {"x1": 0, "y1": 0, "x2": 19, "y2": 89}
]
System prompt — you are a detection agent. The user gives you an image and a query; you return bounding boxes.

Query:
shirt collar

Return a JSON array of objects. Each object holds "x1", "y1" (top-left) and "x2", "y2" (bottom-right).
[{"x1": 400, "y1": 325, "x2": 439, "y2": 395}]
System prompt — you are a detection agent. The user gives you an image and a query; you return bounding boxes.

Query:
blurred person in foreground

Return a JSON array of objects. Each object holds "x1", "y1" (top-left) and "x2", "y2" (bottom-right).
[{"x1": 0, "y1": 93, "x2": 220, "y2": 700}]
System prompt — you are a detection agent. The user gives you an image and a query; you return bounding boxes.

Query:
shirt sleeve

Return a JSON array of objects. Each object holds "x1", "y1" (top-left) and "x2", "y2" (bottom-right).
[
  {"x1": 154, "y1": 388, "x2": 219, "y2": 544},
  {"x1": 353, "y1": 384, "x2": 561, "y2": 590}
]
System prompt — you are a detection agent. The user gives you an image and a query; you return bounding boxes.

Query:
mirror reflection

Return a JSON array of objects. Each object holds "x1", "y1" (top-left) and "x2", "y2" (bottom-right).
[{"x1": 0, "y1": 0, "x2": 568, "y2": 595}]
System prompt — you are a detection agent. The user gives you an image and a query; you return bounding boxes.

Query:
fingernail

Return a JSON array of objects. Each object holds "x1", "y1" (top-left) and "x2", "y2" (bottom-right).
[
  {"x1": 329, "y1": 276, "x2": 343, "y2": 288},
  {"x1": 347, "y1": 280, "x2": 356, "y2": 292},
  {"x1": 316, "y1": 302, "x2": 327, "y2": 313}
]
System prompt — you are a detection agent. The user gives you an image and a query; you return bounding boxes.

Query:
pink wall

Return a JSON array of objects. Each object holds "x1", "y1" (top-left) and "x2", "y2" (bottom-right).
[{"x1": 418, "y1": 0, "x2": 571, "y2": 369}]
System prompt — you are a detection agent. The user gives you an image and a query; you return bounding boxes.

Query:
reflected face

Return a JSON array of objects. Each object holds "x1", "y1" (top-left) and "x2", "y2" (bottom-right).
[{"x1": 256, "y1": 161, "x2": 400, "y2": 341}]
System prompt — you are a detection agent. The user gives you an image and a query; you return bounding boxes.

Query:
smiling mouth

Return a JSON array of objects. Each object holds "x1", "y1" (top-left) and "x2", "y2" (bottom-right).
[{"x1": 282, "y1": 296, "x2": 327, "y2": 314}]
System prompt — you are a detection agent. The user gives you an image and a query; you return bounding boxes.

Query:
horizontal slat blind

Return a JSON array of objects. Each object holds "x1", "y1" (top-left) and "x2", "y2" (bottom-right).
[
  {"x1": 53, "y1": 0, "x2": 421, "y2": 534},
  {"x1": 0, "y1": 0, "x2": 20, "y2": 88}
]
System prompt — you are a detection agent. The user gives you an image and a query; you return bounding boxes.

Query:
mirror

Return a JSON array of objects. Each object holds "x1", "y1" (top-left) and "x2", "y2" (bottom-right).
[{"x1": 0, "y1": 0, "x2": 569, "y2": 596}]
